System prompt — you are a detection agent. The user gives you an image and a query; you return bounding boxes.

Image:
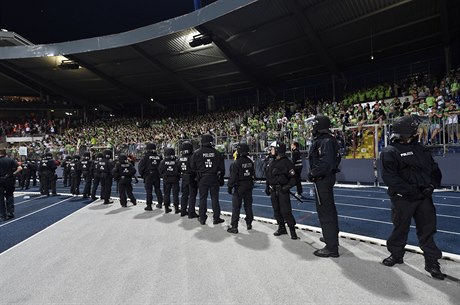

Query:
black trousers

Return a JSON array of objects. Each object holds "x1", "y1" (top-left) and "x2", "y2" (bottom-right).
[
  {"x1": 99, "y1": 173, "x2": 112, "y2": 201},
  {"x1": 295, "y1": 169, "x2": 303, "y2": 194},
  {"x1": 164, "y1": 181, "x2": 179, "y2": 207},
  {"x1": 20, "y1": 170, "x2": 31, "y2": 189},
  {"x1": 388, "y1": 196, "x2": 442, "y2": 262},
  {"x1": 82, "y1": 172, "x2": 92, "y2": 196},
  {"x1": 198, "y1": 176, "x2": 220, "y2": 221},
  {"x1": 119, "y1": 182, "x2": 136, "y2": 205},
  {"x1": 70, "y1": 173, "x2": 81, "y2": 195},
  {"x1": 180, "y1": 177, "x2": 197, "y2": 214},
  {"x1": 231, "y1": 183, "x2": 253, "y2": 228},
  {"x1": 270, "y1": 187, "x2": 296, "y2": 228},
  {"x1": 0, "y1": 182, "x2": 14, "y2": 218},
  {"x1": 40, "y1": 171, "x2": 56, "y2": 195},
  {"x1": 314, "y1": 174, "x2": 339, "y2": 252},
  {"x1": 62, "y1": 169, "x2": 70, "y2": 187},
  {"x1": 91, "y1": 175, "x2": 100, "y2": 199},
  {"x1": 144, "y1": 175, "x2": 163, "y2": 206}
]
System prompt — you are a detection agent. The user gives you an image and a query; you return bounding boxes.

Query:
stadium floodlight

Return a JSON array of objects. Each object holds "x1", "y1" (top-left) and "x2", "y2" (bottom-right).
[
  {"x1": 58, "y1": 60, "x2": 80, "y2": 70},
  {"x1": 188, "y1": 34, "x2": 212, "y2": 48}
]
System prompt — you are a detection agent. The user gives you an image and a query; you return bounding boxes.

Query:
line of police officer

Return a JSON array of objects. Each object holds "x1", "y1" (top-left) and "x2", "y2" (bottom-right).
[{"x1": 3, "y1": 114, "x2": 446, "y2": 280}]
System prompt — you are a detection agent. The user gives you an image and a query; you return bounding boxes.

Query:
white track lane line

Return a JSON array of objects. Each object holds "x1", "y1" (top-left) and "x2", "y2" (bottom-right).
[{"x1": 0, "y1": 196, "x2": 73, "y2": 228}]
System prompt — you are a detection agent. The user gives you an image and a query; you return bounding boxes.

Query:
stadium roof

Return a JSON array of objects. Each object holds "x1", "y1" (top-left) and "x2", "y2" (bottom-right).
[{"x1": 0, "y1": 0, "x2": 458, "y2": 112}]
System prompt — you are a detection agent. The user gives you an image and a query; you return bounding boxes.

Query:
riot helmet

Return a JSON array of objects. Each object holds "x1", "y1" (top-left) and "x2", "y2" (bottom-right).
[
  {"x1": 201, "y1": 134, "x2": 214, "y2": 147},
  {"x1": 146, "y1": 143, "x2": 156, "y2": 151},
  {"x1": 237, "y1": 143, "x2": 250, "y2": 157},
  {"x1": 312, "y1": 114, "x2": 331, "y2": 136},
  {"x1": 180, "y1": 141, "x2": 193, "y2": 155},
  {"x1": 119, "y1": 154, "x2": 128, "y2": 162},
  {"x1": 73, "y1": 155, "x2": 81, "y2": 160},
  {"x1": 83, "y1": 152, "x2": 91, "y2": 160},
  {"x1": 45, "y1": 152, "x2": 53, "y2": 160},
  {"x1": 391, "y1": 115, "x2": 418, "y2": 142},
  {"x1": 103, "y1": 149, "x2": 112, "y2": 159},
  {"x1": 164, "y1": 147, "x2": 175, "y2": 157},
  {"x1": 96, "y1": 152, "x2": 104, "y2": 160}
]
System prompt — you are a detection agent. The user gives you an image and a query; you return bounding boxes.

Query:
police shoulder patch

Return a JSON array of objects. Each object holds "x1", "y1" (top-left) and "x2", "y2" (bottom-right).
[{"x1": 289, "y1": 169, "x2": 296, "y2": 176}]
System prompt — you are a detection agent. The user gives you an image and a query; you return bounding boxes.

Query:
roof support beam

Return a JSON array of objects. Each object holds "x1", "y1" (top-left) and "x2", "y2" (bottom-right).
[
  {"x1": 196, "y1": 25, "x2": 277, "y2": 98},
  {"x1": 66, "y1": 54, "x2": 163, "y2": 109},
  {"x1": 285, "y1": 0, "x2": 346, "y2": 84},
  {"x1": 0, "y1": 61, "x2": 90, "y2": 106},
  {"x1": 130, "y1": 45, "x2": 208, "y2": 100}
]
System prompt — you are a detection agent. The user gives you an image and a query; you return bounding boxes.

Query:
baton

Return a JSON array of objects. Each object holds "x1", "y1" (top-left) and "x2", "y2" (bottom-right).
[
  {"x1": 313, "y1": 182, "x2": 321, "y2": 205},
  {"x1": 289, "y1": 191, "x2": 304, "y2": 203}
]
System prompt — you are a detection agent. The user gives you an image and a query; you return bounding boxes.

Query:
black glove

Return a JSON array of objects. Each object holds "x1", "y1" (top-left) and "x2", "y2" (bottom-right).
[
  {"x1": 281, "y1": 185, "x2": 291, "y2": 193},
  {"x1": 227, "y1": 186, "x2": 233, "y2": 195},
  {"x1": 265, "y1": 186, "x2": 271, "y2": 196},
  {"x1": 307, "y1": 173, "x2": 317, "y2": 182},
  {"x1": 422, "y1": 184, "x2": 435, "y2": 197}
]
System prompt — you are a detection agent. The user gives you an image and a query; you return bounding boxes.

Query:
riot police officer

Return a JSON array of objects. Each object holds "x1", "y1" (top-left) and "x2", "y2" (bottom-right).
[
  {"x1": 178, "y1": 141, "x2": 199, "y2": 218},
  {"x1": 80, "y1": 152, "x2": 93, "y2": 199},
  {"x1": 61, "y1": 155, "x2": 72, "y2": 187},
  {"x1": 159, "y1": 148, "x2": 180, "y2": 214},
  {"x1": 0, "y1": 149, "x2": 22, "y2": 220},
  {"x1": 308, "y1": 114, "x2": 341, "y2": 258},
  {"x1": 91, "y1": 152, "x2": 103, "y2": 201},
  {"x1": 98, "y1": 150, "x2": 114, "y2": 204},
  {"x1": 112, "y1": 154, "x2": 137, "y2": 207},
  {"x1": 38, "y1": 152, "x2": 57, "y2": 196},
  {"x1": 138, "y1": 143, "x2": 163, "y2": 211},
  {"x1": 227, "y1": 143, "x2": 255, "y2": 234},
  {"x1": 381, "y1": 115, "x2": 445, "y2": 280},
  {"x1": 69, "y1": 155, "x2": 82, "y2": 196},
  {"x1": 19, "y1": 158, "x2": 32, "y2": 190},
  {"x1": 291, "y1": 141, "x2": 303, "y2": 197},
  {"x1": 265, "y1": 141, "x2": 298, "y2": 239},
  {"x1": 190, "y1": 134, "x2": 225, "y2": 225}
]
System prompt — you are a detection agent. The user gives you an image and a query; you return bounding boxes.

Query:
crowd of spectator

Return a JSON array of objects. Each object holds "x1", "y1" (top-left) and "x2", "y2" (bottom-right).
[{"x1": 2, "y1": 68, "x2": 459, "y2": 160}]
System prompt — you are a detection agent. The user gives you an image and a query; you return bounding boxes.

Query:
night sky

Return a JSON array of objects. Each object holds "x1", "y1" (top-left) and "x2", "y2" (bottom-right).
[{"x1": 0, "y1": 1, "x2": 196, "y2": 44}]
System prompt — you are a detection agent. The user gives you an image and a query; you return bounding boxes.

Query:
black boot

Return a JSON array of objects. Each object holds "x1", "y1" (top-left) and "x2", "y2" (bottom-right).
[
  {"x1": 174, "y1": 205, "x2": 180, "y2": 214},
  {"x1": 382, "y1": 255, "x2": 404, "y2": 267},
  {"x1": 425, "y1": 261, "x2": 445, "y2": 280},
  {"x1": 227, "y1": 226, "x2": 238, "y2": 234},
  {"x1": 273, "y1": 226, "x2": 287, "y2": 236},
  {"x1": 155, "y1": 203, "x2": 162, "y2": 209},
  {"x1": 289, "y1": 227, "x2": 299, "y2": 240},
  {"x1": 165, "y1": 205, "x2": 172, "y2": 213},
  {"x1": 180, "y1": 209, "x2": 188, "y2": 217},
  {"x1": 144, "y1": 204, "x2": 153, "y2": 211}
]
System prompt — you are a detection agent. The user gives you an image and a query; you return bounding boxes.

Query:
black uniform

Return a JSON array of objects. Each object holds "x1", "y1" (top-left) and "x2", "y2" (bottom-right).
[
  {"x1": 138, "y1": 149, "x2": 163, "y2": 210},
  {"x1": 308, "y1": 132, "x2": 341, "y2": 255},
  {"x1": 266, "y1": 145, "x2": 297, "y2": 238},
  {"x1": 30, "y1": 159, "x2": 38, "y2": 187},
  {"x1": 159, "y1": 148, "x2": 180, "y2": 213},
  {"x1": 90, "y1": 154, "x2": 103, "y2": 201},
  {"x1": 80, "y1": 154, "x2": 93, "y2": 198},
  {"x1": 61, "y1": 156, "x2": 72, "y2": 187},
  {"x1": 381, "y1": 142, "x2": 443, "y2": 263},
  {"x1": 178, "y1": 142, "x2": 198, "y2": 218},
  {"x1": 19, "y1": 159, "x2": 32, "y2": 190},
  {"x1": 227, "y1": 149, "x2": 255, "y2": 231},
  {"x1": 38, "y1": 154, "x2": 57, "y2": 196},
  {"x1": 112, "y1": 156, "x2": 136, "y2": 207},
  {"x1": 190, "y1": 135, "x2": 225, "y2": 224},
  {"x1": 291, "y1": 144, "x2": 303, "y2": 195},
  {"x1": 0, "y1": 153, "x2": 20, "y2": 220},
  {"x1": 69, "y1": 156, "x2": 82, "y2": 195},
  {"x1": 97, "y1": 152, "x2": 113, "y2": 204}
]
